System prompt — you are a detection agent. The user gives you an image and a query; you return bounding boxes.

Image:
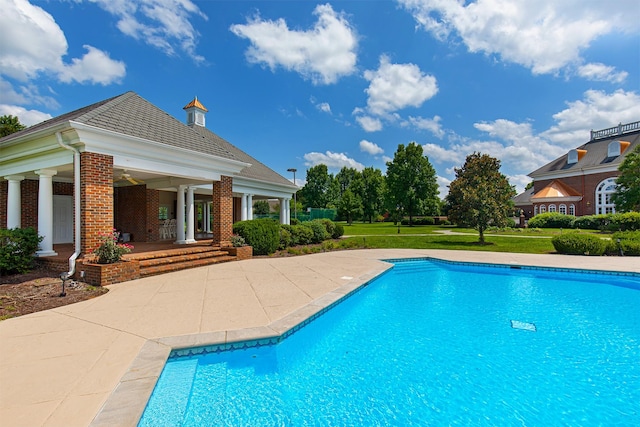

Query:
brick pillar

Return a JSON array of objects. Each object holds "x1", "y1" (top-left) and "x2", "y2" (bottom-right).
[
  {"x1": 212, "y1": 175, "x2": 233, "y2": 247},
  {"x1": 81, "y1": 152, "x2": 113, "y2": 255},
  {"x1": 0, "y1": 180, "x2": 7, "y2": 229}
]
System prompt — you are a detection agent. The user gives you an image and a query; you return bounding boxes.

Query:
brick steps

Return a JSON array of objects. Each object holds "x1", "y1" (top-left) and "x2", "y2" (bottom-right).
[{"x1": 128, "y1": 245, "x2": 237, "y2": 277}]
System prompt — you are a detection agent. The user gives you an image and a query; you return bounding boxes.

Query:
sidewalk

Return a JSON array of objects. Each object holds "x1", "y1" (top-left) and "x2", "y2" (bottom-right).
[{"x1": 1, "y1": 249, "x2": 638, "y2": 426}]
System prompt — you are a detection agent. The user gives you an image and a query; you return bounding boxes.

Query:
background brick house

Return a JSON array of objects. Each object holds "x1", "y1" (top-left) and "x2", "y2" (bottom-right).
[{"x1": 514, "y1": 121, "x2": 640, "y2": 220}]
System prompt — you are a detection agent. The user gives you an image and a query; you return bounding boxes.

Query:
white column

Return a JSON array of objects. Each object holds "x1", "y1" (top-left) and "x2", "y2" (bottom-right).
[
  {"x1": 175, "y1": 185, "x2": 186, "y2": 243},
  {"x1": 247, "y1": 194, "x2": 254, "y2": 220},
  {"x1": 5, "y1": 175, "x2": 24, "y2": 229},
  {"x1": 185, "y1": 186, "x2": 196, "y2": 243},
  {"x1": 35, "y1": 169, "x2": 57, "y2": 257},
  {"x1": 286, "y1": 198, "x2": 291, "y2": 225},
  {"x1": 241, "y1": 193, "x2": 248, "y2": 221},
  {"x1": 204, "y1": 202, "x2": 211, "y2": 233},
  {"x1": 279, "y1": 198, "x2": 286, "y2": 224}
]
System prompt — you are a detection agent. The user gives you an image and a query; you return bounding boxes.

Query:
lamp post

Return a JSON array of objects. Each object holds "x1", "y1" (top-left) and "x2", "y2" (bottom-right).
[{"x1": 287, "y1": 168, "x2": 297, "y2": 221}]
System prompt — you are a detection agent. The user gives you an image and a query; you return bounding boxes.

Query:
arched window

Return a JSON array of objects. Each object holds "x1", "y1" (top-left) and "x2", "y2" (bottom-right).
[
  {"x1": 534, "y1": 205, "x2": 538, "y2": 215},
  {"x1": 569, "y1": 204, "x2": 575, "y2": 216},
  {"x1": 559, "y1": 204, "x2": 567, "y2": 215},
  {"x1": 540, "y1": 205, "x2": 547, "y2": 213},
  {"x1": 595, "y1": 178, "x2": 617, "y2": 214},
  {"x1": 548, "y1": 204, "x2": 556, "y2": 213}
]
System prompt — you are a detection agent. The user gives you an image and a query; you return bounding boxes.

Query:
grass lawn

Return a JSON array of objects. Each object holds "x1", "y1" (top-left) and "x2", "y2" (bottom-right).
[{"x1": 337, "y1": 222, "x2": 565, "y2": 254}]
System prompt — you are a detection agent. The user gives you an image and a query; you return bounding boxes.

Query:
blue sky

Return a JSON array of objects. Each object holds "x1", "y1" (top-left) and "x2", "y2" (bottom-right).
[{"x1": 2, "y1": 0, "x2": 639, "y2": 197}]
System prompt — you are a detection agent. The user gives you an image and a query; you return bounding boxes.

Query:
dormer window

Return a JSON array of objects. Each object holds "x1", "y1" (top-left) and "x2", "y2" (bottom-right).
[
  {"x1": 567, "y1": 149, "x2": 587, "y2": 164},
  {"x1": 608, "y1": 140, "x2": 631, "y2": 157}
]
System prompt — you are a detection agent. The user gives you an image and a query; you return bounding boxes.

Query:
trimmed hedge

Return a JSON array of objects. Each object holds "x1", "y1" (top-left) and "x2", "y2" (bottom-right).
[
  {"x1": 233, "y1": 218, "x2": 280, "y2": 255},
  {"x1": 527, "y1": 213, "x2": 574, "y2": 229},
  {"x1": 400, "y1": 217, "x2": 436, "y2": 226},
  {"x1": 0, "y1": 227, "x2": 43, "y2": 275},
  {"x1": 306, "y1": 220, "x2": 329, "y2": 243},
  {"x1": 551, "y1": 233, "x2": 608, "y2": 256},
  {"x1": 608, "y1": 231, "x2": 640, "y2": 256}
]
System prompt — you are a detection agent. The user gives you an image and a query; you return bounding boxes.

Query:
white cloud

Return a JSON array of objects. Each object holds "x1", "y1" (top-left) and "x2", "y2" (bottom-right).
[
  {"x1": 399, "y1": 0, "x2": 638, "y2": 76},
  {"x1": 0, "y1": 104, "x2": 52, "y2": 126},
  {"x1": 508, "y1": 174, "x2": 533, "y2": 195},
  {"x1": 578, "y1": 63, "x2": 628, "y2": 83},
  {"x1": 317, "y1": 102, "x2": 331, "y2": 114},
  {"x1": 409, "y1": 115, "x2": 444, "y2": 138},
  {"x1": 87, "y1": 0, "x2": 207, "y2": 62},
  {"x1": 422, "y1": 142, "x2": 464, "y2": 164},
  {"x1": 436, "y1": 175, "x2": 451, "y2": 198},
  {"x1": 542, "y1": 89, "x2": 640, "y2": 147},
  {"x1": 355, "y1": 115, "x2": 383, "y2": 132},
  {"x1": 0, "y1": 0, "x2": 125, "y2": 85},
  {"x1": 382, "y1": 155, "x2": 393, "y2": 163},
  {"x1": 359, "y1": 139, "x2": 384, "y2": 155},
  {"x1": 58, "y1": 45, "x2": 125, "y2": 85},
  {"x1": 364, "y1": 55, "x2": 438, "y2": 116},
  {"x1": 303, "y1": 151, "x2": 365, "y2": 171},
  {"x1": 230, "y1": 4, "x2": 358, "y2": 85}
]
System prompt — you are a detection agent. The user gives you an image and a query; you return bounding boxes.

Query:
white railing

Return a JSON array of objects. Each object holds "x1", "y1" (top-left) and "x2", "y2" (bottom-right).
[{"x1": 590, "y1": 121, "x2": 640, "y2": 140}]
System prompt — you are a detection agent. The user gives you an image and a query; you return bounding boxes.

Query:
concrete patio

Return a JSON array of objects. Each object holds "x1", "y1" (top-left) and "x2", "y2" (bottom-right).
[{"x1": 1, "y1": 249, "x2": 638, "y2": 427}]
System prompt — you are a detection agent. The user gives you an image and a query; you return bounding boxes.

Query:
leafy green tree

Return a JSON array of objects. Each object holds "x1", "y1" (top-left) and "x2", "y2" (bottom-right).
[
  {"x1": 253, "y1": 200, "x2": 271, "y2": 215},
  {"x1": 338, "y1": 188, "x2": 362, "y2": 225},
  {"x1": 612, "y1": 144, "x2": 640, "y2": 212},
  {"x1": 0, "y1": 115, "x2": 26, "y2": 137},
  {"x1": 446, "y1": 152, "x2": 516, "y2": 244},
  {"x1": 335, "y1": 167, "x2": 359, "y2": 196},
  {"x1": 326, "y1": 176, "x2": 341, "y2": 209},
  {"x1": 357, "y1": 167, "x2": 385, "y2": 223},
  {"x1": 301, "y1": 164, "x2": 332, "y2": 208},
  {"x1": 385, "y1": 142, "x2": 439, "y2": 225}
]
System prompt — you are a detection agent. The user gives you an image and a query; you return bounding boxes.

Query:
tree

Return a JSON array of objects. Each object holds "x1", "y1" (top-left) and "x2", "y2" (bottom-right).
[
  {"x1": 385, "y1": 142, "x2": 439, "y2": 225},
  {"x1": 253, "y1": 200, "x2": 271, "y2": 215},
  {"x1": 335, "y1": 167, "x2": 359, "y2": 196},
  {"x1": 357, "y1": 167, "x2": 385, "y2": 223},
  {"x1": 338, "y1": 188, "x2": 362, "y2": 225},
  {"x1": 612, "y1": 145, "x2": 640, "y2": 212},
  {"x1": 0, "y1": 115, "x2": 26, "y2": 137},
  {"x1": 446, "y1": 153, "x2": 516, "y2": 244},
  {"x1": 300, "y1": 165, "x2": 332, "y2": 208}
]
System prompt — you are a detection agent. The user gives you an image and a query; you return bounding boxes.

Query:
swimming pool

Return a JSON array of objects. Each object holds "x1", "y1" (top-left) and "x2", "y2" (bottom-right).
[{"x1": 139, "y1": 259, "x2": 640, "y2": 426}]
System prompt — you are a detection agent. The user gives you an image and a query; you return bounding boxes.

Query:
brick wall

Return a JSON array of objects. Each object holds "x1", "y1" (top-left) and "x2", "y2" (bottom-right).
[
  {"x1": 114, "y1": 185, "x2": 147, "y2": 242},
  {"x1": 81, "y1": 152, "x2": 113, "y2": 254},
  {"x1": 534, "y1": 171, "x2": 619, "y2": 216},
  {"x1": 21, "y1": 179, "x2": 38, "y2": 229},
  {"x1": 212, "y1": 175, "x2": 233, "y2": 246}
]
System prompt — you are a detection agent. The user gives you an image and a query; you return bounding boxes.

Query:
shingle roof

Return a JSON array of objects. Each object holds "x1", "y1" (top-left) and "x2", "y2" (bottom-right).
[
  {"x1": 189, "y1": 124, "x2": 295, "y2": 187},
  {"x1": 0, "y1": 91, "x2": 239, "y2": 161},
  {"x1": 529, "y1": 129, "x2": 640, "y2": 177}
]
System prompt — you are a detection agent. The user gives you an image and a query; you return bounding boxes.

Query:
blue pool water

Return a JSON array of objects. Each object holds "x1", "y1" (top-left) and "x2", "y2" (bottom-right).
[{"x1": 139, "y1": 259, "x2": 640, "y2": 426}]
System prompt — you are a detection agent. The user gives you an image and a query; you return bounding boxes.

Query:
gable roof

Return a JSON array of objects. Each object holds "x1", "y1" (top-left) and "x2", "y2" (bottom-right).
[
  {"x1": 531, "y1": 180, "x2": 581, "y2": 199},
  {"x1": 0, "y1": 91, "x2": 239, "y2": 162},
  {"x1": 189, "y1": 124, "x2": 295, "y2": 187},
  {"x1": 529, "y1": 124, "x2": 640, "y2": 178}
]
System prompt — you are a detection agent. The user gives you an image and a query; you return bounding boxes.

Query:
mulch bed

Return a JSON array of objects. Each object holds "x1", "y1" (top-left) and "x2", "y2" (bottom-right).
[{"x1": 0, "y1": 267, "x2": 108, "y2": 320}]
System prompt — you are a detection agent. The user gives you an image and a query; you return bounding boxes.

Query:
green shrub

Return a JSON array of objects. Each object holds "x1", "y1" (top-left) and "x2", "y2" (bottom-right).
[
  {"x1": 320, "y1": 219, "x2": 336, "y2": 239},
  {"x1": 332, "y1": 223, "x2": 344, "y2": 239},
  {"x1": 233, "y1": 218, "x2": 280, "y2": 255},
  {"x1": 305, "y1": 220, "x2": 329, "y2": 243},
  {"x1": 0, "y1": 227, "x2": 43, "y2": 275},
  {"x1": 527, "y1": 213, "x2": 575, "y2": 229},
  {"x1": 609, "y1": 231, "x2": 640, "y2": 256},
  {"x1": 607, "y1": 212, "x2": 640, "y2": 231},
  {"x1": 289, "y1": 224, "x2": 314, "y2": 245},
  {"x1": 93, "y1": 230, "x2": 133, "y2": 264},
  {"x1": 290, "y1": 218, "x2": 300, "y2": 225},
  {"x1": 551, "y1": 233, "x2": 608, "y2": 256},
  {"x1": 278, "y1": 227, "x2": 292, "y2": 250},
  {"x1": 572, "y1": 214, "x2": 610, "y2": 230}
]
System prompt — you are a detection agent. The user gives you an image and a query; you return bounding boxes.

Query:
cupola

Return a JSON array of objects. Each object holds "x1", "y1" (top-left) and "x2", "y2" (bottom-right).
[{"x1": 183, "y1": 96, "x2": 208, "y2": 127}]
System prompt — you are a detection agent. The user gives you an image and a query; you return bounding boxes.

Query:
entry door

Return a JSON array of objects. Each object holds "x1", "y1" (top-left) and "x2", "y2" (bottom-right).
[{"x1": 53, "y1": 195, "x2": 73, "y2": 244}]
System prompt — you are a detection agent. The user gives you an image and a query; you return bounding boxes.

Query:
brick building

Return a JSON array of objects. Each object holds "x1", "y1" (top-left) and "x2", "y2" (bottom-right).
[
  {"x1": 514, "y1": 121, "x2": 640, "y2": 220},
  {"x1": 1, "y1": 92, "x2": 297, "y2": 258}
]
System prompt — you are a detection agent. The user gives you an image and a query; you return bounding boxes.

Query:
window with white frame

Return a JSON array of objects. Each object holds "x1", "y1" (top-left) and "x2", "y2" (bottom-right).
[
  {"x1": 534, "y1": 205, "x2": 538, "y2": 215},
  {"x1": 548, "y1": 204, "x2": 556, "y2": 213},
  {"x1": 595, "y1": 178, "x2": 617, "y2": 215},
  {"x1": 540, "y1": 205, "x2": 546, "y2": 213},
  {"x1": 559, "y1": 204, "x2": 567, "y2": 214},
  {"x1": 569, "y1": 204, "x2": 575, "y2": 215}
]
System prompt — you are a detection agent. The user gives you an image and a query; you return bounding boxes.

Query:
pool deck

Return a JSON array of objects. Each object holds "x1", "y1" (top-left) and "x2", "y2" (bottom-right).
[{"x1": 1, "y1": 249, "x2": 638, "y2": 427}]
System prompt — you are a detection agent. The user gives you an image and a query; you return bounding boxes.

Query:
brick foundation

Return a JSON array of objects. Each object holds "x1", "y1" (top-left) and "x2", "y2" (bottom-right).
[{"x1": 80, "y1": 260, "x2": 140, "y2": 286}]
